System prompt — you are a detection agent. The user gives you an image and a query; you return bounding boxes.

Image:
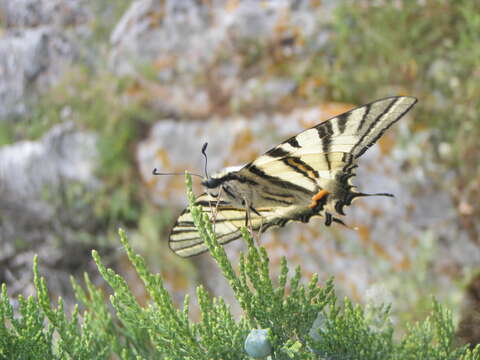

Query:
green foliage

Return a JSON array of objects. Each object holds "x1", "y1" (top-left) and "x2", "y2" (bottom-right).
[
  {"x1": 0, "y1": 283, "x2": 55, "y2": 359},
  {"x1": 0, "y1": 174, "x2": 479, "y2": 359},
  {"x1": 0, "y1": 121, "x2": 15, "y2": 146}
]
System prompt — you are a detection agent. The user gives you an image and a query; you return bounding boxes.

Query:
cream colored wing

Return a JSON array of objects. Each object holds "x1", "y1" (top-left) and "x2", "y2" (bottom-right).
[
  {"x1": 169, "y1": 193, "x2": 273, "y2": 257},
  {"x1": 243, "y1": 96, "x2": 417, "y2": 187}
]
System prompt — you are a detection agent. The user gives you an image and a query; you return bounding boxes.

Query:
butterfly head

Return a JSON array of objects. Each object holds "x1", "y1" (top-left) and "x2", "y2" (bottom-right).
[{"x1": 201, "y1": 165, "x2": 243, "y2": 199}]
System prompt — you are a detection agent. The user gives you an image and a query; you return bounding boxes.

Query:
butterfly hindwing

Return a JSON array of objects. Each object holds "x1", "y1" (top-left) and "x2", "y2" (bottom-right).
[{"x1": 169, "y1": 193, "x2": 271, "y2": 257}]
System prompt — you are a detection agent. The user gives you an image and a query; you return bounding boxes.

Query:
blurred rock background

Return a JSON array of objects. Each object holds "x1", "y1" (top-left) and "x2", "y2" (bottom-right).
[{"x1": 0, "y1": 0, "x2": 479, "y2": 344}]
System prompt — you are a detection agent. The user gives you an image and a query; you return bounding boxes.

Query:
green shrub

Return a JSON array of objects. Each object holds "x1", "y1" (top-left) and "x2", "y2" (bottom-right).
[{"x1": 0, "y1": 174, "x2": 479, "y2": 359}]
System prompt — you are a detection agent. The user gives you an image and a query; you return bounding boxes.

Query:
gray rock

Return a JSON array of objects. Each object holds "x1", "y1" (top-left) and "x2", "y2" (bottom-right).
[
  {"x1": 0, "y1": 26, "x2": 77, "y2": 119},
  {"x1": 0, "y1": 121, "x2": 99, "y2": 298},
  {"x1": 0, "y1": 28, "x2": 44, "y2": 118},
  {"x1": 0, "y1": 0, "x2": 89, "y2": 27},
  {"x1": 0, "y1": 0, "x2": 91, "y2": 120},
  {"x1": 0, "y1": 122, "x2": 98, "y2": 253},
  {"x1": 110, "y1": 0, "x2": 335, "y2": 115}
]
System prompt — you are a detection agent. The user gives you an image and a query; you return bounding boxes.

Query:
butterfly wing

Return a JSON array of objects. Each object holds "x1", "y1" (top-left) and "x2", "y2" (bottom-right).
[
  {"x1": 169, "y1": 193, "x2": 273, "y2": 257},
  {"x1": 233, "y1": 96, "x2": 417, "y2": 217},
  {"x1": 246, "y1": 96, "x2": 417, "y2": 179},
  {"x1": 169, "y1": 96, "x2": 417, "y2": 257}
]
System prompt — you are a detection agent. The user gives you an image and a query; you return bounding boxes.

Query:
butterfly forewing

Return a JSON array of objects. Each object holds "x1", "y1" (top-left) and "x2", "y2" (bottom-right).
[{"x1": 248, "y1": 96, "x2": 417, "y2": 173}]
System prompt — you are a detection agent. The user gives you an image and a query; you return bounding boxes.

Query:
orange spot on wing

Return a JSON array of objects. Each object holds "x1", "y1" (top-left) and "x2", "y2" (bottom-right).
[{"x1": 309, "y1": 189, "x2": 329, "y2": 209}]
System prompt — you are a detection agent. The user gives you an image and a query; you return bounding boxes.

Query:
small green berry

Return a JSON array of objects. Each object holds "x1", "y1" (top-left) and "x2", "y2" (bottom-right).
[{"x1": 244, "y1": 328, "x2": 272, "y2": 358}]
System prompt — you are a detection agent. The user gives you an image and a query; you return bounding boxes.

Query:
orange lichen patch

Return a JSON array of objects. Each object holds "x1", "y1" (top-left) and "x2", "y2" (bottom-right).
[
  {"x1": 303, "y1": 269, "x2": 314, "y2": 280},
  {"x1": 161, "y1": 269, "x2": 189, "y2": 293},
  {"x1": 358, "y1": 225, "x2": 395, "y2": 262},
  {"x1": 296, "y1": 77, "x2": 325, "y2": 99},
  {"x1": 290, "y1": 253, "x2": 302, "y2": 265},
  {"x1": 357, "y1": 224, "x2": 371, "y2": 246},
  {"x1": 144, "y1": 81, "x2": 168, "y2": 100},
  {"x1": 280, "y1": 239, "x2": 290, "y2": 252},
  {"x1": 167, "y1": 175, "x2": 187, "y2": 192},
  {"x1": 306, "y1": 226, "x2": 321, "y2": 239},
  {"x1": 348, "y1": 281, "x2": 361, "y2": 302},
  {"x1": 146, "y1": 8, "x2": 165, "y2": 27},
  {"x1": 297, "y1": 233, "x2": 309, "y2": 245},
  {"x1": 395, "y1": 255, "x2": 412, "y2": 271},
  {"x1": 226, "y1": 128, "x2": 258, "y2": 165},
  {"x1": 226, "y1": 0, "x2": 240, "y2": 12},
  {"x1": 322, "y1": 246, "x2": 334, "y2": 264},
  {"x1": 271, "y1": 10, "x2": 303, "y2": 59},
  {"x1": 309, "y1": 189, "x2": 329, "y2": 209},
  {"x1": 370, "y1": 207, "x2": 384, "y2": 218},
  {"x1": 126, "y1": 79, "x2": 145, "y2": 97},
  {"x1": 156, "y1": 148, "x2": 171, "y2": 168},
  {"x1": 371, "y1": 241, "x2": 394, "y2": 263},
  {"x1": 321, "y1": 102, "x2": 356, "y2": 120},
  {"x1": 401, "y1": 60, "x2": 418, "y2": 81},
  {"x1": 153, "y1": 55, "x2": 176, "y2": 71},
  {"x1": 411, "y1": 121, "x2": 429, "y2": 132},
  {"x1": 263, "y1": 239, "x2": 276, "y2": 251},
  {"x1": 145, "y1": 175, "x2": 159, "y2": 189},
  {"x1": 336, "y1": 272, "x2": 346, "y2": 283},
  {"x1": 157, "y1": 175, "x2": 188, "y2": 199},
  {"x1": 274, "y1": 6, "x2": 291, "y2": 29},
  {"x1": 378, "y1": 133, "x2": 396, "y2": 156},
  {"x1": 297, "y1": 102, "x2": 356, "y2": 128}
]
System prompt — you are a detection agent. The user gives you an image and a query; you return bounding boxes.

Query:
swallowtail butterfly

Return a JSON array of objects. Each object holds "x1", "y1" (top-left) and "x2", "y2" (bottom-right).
[{"x1": 169, "y1": 96, "x2": 417, "y2": 257}]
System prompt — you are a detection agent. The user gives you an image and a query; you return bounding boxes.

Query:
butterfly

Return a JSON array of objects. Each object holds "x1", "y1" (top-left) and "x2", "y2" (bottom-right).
[{"x1": 169, "y1": 96, "x2": 417, "y2": 257}]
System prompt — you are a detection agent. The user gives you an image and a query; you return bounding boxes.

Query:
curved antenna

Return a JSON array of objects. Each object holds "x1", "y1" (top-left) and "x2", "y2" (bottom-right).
[
  {"x1": 152, "y1": 168, "x2": 203, "y2": 178},
  {"x1": 201, "y1": 142, "x2": 209, "y2": 179}
]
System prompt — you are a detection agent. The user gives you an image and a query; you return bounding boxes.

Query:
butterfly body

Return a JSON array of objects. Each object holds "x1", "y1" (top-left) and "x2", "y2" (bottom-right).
[{"x1": 169, "y1": 96, "x2": 418, "y2": 257}]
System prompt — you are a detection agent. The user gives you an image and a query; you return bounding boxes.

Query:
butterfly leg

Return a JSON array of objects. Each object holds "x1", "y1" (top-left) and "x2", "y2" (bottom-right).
[
  {"x1": 249, "y1": 205, "x2": 264, "y2": 245},
  {"x1": 244, "y1": 205, "x2": 248, "y2": 227},
  {"x1": 210, "y1": 187, "x2": 225, "y2": 233},
  {"x1": 249, "y1": 205, "x2": 262, "y2": 217},
  {"x1": 243, "y1": 197, "x2": 261, "y2": 245},
  {"x1": 324, "y1": 212, "x2": 332, "y2": 226}
]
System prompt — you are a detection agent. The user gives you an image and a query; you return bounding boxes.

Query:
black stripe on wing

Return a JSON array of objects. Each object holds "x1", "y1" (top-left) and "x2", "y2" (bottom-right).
[
  {"x1": 243, "y1": 97, "x2": 416, "y2": 186},
  {"x1": 350, "y1": 96, "x2": 417, "y2": 158},
  {"x1": 245, "y1": 164, "x2": 314, "y2": 194}
]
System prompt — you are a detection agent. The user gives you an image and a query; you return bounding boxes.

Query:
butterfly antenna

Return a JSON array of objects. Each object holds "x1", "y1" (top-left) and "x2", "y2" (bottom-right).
[
  {"x1": 201, "y1": 142, "x2": 209, "y2": 179},
  {"x1": 355, "y1": 192, "x2": 395, "y2": 198},
  {"x1": 152, "y1": 168, "x2": 203, "y2": 178}
]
